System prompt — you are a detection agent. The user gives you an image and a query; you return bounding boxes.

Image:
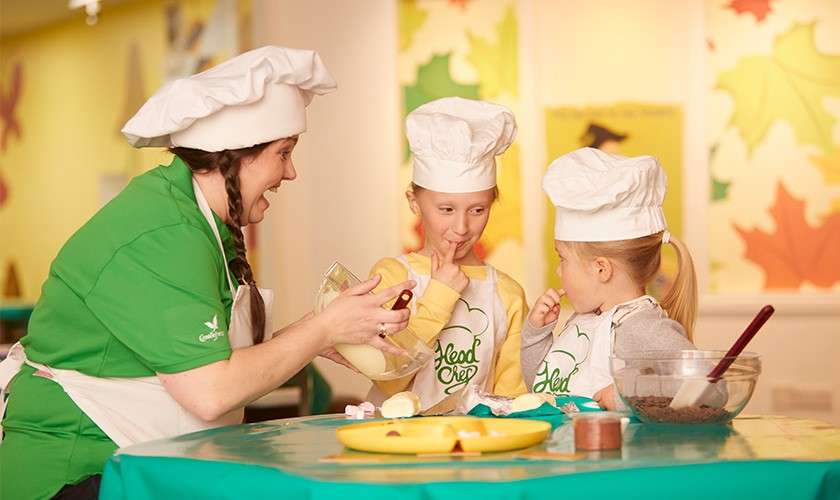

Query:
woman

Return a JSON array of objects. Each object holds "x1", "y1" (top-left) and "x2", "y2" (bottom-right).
[{"x1": 0, "y1": 46, "x2": 413, "y2": 500}]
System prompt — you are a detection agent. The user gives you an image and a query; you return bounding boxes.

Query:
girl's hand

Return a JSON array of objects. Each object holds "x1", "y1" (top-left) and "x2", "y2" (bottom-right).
[
  {"x1": 593, "y1": 384, "x2": 618, "y2": 410},
  {"x1": 316, "y1": 275, "x2": 416, "y2": 355},
  {"x1": 431, "y1": 241, "x2": 469, "y2": 294},
  {"x1": 528, "y1": 288, "x2": 564, "y2": 328}
]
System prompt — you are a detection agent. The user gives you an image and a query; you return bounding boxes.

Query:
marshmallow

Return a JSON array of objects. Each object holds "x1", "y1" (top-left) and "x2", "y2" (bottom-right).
[{"x1": 381, "y1": 391, "x2": 422, "y2": 419}]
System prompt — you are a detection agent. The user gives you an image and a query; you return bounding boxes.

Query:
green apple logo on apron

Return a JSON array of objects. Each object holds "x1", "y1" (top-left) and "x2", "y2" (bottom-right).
[
  {"x1": 533, "y1": 325, "x2": 591, "y2": 395},
  {"x1": 434, "y1": 298, "x2": 488, "y2": 395}
]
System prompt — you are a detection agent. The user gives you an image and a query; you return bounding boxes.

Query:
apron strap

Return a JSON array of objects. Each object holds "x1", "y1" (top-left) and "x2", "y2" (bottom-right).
[
  {"x1": 611, "y1": 295, "x2": 658, "y2": 328},
  {"x1": 485, "y1": 265, "x2": 498, "y2": 285},
  {"x1": 192, "y1": 178, "x2": 237, "y2": 296},
  {"x1": 483, "y1": 265, "x2": 501, "y2": 392},
  {"x1": 0, "y1": 342, "x2": 26, "y2": 442},
  {"x1": 0, "y1": 342, "x2": 24, "y2": 390}
]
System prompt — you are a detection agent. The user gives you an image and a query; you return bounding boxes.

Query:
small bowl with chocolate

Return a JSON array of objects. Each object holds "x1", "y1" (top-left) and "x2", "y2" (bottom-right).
[{"x1": 610, "y1": 350, "x2": 761, "y2": 425}]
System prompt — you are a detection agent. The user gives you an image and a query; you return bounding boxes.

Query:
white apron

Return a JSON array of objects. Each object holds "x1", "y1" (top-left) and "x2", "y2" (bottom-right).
[
  {"x1": 381, "y1": 256, "x2": 508, "y2": 411},
  {"x1": 0, "y1": 178, "x2": 273, "y2": 447},
  {"x1": 533, "y1": 296, "x2": 656, "y2": 398}
]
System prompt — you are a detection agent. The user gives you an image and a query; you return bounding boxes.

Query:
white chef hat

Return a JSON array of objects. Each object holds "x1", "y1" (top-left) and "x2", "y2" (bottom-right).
[
  {"x1": 543, "y1": 147, "x2": 667, "y2": 242},
  {"x1": 406, "y1": 97, "x2": 517, "y2": 193},
  {"x1": 122, "y1": 46, "x2": 336, "y2": 152}
]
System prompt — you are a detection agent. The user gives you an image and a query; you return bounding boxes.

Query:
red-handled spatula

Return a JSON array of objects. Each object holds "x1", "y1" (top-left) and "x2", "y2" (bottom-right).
[
  {"x1": 669, "y1": 305, "x2": 775, "y2": 409},
  {"x1": 379, "y1": 290, "x2": 413, "y2": 340}
]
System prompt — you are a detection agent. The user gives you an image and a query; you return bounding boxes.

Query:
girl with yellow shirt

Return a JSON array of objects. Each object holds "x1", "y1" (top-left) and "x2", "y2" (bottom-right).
[{"x1": 368, "y1": 97, "x2": 528, "y2": 410}]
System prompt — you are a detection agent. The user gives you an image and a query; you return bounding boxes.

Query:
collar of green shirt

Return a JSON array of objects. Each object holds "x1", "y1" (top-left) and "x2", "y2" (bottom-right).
[{"x1": 162, "y1": 155, "x2": 239, "y2": 268}]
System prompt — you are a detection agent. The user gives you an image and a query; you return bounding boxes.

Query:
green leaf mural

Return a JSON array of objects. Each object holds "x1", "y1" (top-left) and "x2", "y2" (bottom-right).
[
  {"x1": 716, "y1": 22, "x2": 840, "y2": 155},
  {"x1": 466, "y1": 6, "x2": 518, "y2": 98},
  {"x1": 712, "y1": 177, "x2": 731, "y2": 201},
  {"x1": 402, "y1": 53, "x2": 481, "y2": 160},
  {"x1": 399, "y1": 0, "x2": 428, "y2": 52}
]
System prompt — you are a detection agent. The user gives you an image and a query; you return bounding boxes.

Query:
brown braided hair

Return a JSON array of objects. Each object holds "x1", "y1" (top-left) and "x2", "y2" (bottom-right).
[{"x1": 170, "y1": 144, "x2": 271, "y2": 344}]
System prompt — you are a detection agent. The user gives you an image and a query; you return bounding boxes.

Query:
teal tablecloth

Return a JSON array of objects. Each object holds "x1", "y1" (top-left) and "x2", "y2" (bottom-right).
[
  {"x1": 468, "y1": 394, "x2": 605, "y2": 428},
  {"x1": 100, "y1": 415, "x2": 840, "y2": 500}
]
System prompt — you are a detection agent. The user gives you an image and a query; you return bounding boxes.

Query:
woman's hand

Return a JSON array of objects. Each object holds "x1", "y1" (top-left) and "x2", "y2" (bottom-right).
[
  {"x1": 315, "y1": 274, "x2": 416, "y2": 355},
  {"x1": 593, "y1": 384, "x2": 619, "y2": 410},
  {"x1": 431, "y1": 241, "x2": 469, "y2": 294},
  {"x1": 528, "y1": 288, "x2": 564, "y2": 328},
  {"x1": 160, "y1": 285, "x2": 414, "y2": 422}
]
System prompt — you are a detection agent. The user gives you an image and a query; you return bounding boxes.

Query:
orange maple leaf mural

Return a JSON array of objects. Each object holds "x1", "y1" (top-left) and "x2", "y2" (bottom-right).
[
  {"x1": 735, "y1": 182, "x2": 840, "y2": 289},
  {"x1": 0, "y1": 169, "x2": 7, "y2": 208},
  {"x1": 0, "y1": 62, "x2": 23, "y2": 152},
  {"x1": 726, "y1": 0, "x2": 774, "y2": 23}
]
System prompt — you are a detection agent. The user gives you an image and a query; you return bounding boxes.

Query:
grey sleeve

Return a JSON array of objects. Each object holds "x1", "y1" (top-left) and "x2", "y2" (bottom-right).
[
  {"x1": 613, "y1": 309, "x2": 695, "y2": 358},
  {"x1": 611, "y1": 310, "x2": 730, "y2": 407},
  {"x1": 520, "y1": 319, "x2": 557, "y2": 390}
]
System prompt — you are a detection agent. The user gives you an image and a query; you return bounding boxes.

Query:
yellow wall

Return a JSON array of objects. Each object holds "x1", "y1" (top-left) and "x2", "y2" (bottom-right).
[{"x1": 0, "y1": 0, "x2": 220, "y2": 302}]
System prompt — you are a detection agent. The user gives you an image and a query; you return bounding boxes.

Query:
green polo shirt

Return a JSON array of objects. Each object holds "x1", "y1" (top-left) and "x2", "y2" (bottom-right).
[{"x1": 1, "y1": 156, "x2": 236, "y2": 500}]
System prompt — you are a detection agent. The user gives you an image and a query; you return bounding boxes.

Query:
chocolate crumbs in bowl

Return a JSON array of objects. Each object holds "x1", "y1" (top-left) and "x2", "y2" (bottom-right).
[{"x1": 627, "y1": 396, "x2": 733, "y2": 424}]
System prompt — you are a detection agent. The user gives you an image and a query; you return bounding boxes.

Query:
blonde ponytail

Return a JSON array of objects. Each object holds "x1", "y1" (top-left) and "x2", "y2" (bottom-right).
[
  {"x1": 659, "y1": 235, "x2": 698, "y2": 341},
  {"x1": 567, "y1": 231, "x2": 699, "y2": 341}
]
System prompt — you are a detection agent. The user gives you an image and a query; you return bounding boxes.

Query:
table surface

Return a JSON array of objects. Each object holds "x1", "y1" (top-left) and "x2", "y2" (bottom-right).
[{"x1": 101, "y1": 414, "x2": 840, "y2": 500}]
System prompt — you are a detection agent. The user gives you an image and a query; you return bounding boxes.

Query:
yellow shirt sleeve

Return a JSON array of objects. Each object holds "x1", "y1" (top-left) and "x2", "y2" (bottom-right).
[
  {"x1": 368, "y1": 257, "x2": 461, "y2": 397},
  {"x1": 492, "y1": 271, "x2": 529, "y2": 397}
]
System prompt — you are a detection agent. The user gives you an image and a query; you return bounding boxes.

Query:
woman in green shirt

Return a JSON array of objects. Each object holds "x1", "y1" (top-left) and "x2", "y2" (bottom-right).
[{"x1": 0, "y1": 46, "x2": 413, "y2": 500}]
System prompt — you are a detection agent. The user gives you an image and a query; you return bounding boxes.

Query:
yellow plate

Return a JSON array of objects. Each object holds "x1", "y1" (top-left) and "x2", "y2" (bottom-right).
[{"x1": 336, "y1": 416, "x2": 551, "y2": 455}]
